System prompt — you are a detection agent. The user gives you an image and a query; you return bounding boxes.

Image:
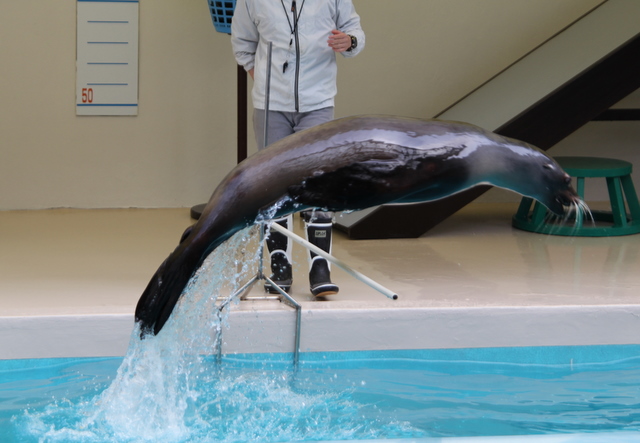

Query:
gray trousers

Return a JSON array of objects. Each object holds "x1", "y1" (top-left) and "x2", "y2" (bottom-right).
[
  {"x1": 253, "y1": 107, "x2": 334, "y2": 151},
  {"x1": 253, "y1": 107, "x2": 335, "y2": 220}
]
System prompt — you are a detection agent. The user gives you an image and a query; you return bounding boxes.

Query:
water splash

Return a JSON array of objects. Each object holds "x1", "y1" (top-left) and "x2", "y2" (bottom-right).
[
  {"x1": 82, "y1": 226, "x2": 263, "y2": 442},
  {"x1": 16, "y1": 225, "x2": 420, "y2": 442}
]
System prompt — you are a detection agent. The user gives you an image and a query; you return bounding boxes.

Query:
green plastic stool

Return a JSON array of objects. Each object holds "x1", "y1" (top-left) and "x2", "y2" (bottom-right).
[{"x1": 512, "y1": 156, "x2": 640, "y2": 236}]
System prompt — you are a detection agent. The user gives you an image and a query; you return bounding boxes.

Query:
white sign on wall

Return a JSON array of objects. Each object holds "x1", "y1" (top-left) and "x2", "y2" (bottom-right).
[{"x1": 76, "y1": 0, "x2": 139, "y2": 116}]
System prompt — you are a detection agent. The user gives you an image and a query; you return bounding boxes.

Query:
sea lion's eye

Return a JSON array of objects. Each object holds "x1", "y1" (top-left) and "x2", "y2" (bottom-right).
[{"x1": 543, "y1": 164, "x2": 554, "y2": 171}]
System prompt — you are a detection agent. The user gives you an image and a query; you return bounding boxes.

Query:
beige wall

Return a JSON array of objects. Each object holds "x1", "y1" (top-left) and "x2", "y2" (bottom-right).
[{"x1": 0, "y1": 0, "x2": 603, "y2": 210}]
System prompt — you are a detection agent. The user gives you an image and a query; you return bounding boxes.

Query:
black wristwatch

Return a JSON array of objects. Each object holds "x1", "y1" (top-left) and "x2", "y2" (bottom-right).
[{"x1": 346, "y1": 35, "x2": 357, "y2": 52}]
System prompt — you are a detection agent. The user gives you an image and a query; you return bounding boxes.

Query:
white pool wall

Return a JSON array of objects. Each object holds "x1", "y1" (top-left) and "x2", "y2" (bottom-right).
[{"x1": 3, "y1": 304, "x2": 640, "y2": 359}]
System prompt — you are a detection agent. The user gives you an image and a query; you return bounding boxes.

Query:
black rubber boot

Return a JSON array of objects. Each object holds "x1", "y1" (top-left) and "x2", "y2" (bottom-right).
[
  {"x1": 306, "y1": 218, "x2": 339, "y2": 297},
  {"x1": 264, "y1": 217, "x2": 292, "y2": 294}
]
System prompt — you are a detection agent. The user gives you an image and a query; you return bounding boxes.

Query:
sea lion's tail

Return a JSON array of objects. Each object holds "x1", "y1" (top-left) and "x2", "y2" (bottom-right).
[
  {"x1": 135, "y1": 227, "x2": 201, "y2": 338},
  {"x1": 135, "y1": 257, "x2": 169, "y2": 337}
]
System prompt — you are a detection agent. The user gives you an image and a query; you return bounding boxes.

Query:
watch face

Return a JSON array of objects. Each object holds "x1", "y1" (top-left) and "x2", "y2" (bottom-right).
[{"x1": 350, "y1": 35, "x2": 357, "y2": 49}]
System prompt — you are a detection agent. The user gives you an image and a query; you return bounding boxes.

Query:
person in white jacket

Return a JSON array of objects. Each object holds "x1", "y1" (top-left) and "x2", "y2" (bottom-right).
[{"x1": 231, "y1": 0, "x2": 365, "y2": 298}]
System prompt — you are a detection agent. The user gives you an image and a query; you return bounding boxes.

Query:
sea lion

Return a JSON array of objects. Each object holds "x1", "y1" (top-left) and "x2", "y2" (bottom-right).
[{"x1": 135, "y1": 115, "x2": 580, "y2": 337}]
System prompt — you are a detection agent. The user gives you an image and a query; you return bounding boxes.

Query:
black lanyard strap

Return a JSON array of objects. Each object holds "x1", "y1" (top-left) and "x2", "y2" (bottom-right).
[{"x1": 280, "y1": 0, "x2": 306, "y2": 46}]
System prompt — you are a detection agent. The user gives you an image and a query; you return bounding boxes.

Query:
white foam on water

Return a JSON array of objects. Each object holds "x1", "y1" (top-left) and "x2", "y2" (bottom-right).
[{"x1": 84, "y1": 226, "x2": 262, "y2": 441}]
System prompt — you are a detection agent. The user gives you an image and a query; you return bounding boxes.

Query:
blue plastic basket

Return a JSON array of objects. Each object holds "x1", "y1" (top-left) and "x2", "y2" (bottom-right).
[{"x1": 208, "y1": 0, "x2": 236, "y2": 34}]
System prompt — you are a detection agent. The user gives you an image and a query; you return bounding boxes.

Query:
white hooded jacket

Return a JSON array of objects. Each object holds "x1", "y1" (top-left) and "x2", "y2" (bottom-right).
[{"x1": 231, "y1": 0, "x2": 365, "y2": 113}]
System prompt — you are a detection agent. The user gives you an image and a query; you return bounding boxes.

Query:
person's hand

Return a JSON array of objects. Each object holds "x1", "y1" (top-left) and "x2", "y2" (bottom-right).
[
  {"x1": 327, "y1": 29, "x2": 351, "y2": 52},
  {"x1": 248, "y1": 68, "x2": 254, "y2": 80}
]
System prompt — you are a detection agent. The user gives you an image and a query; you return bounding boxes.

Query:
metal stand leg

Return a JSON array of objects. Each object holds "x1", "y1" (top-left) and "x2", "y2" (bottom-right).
[
  {"x1": 214, "y1": 218, "x2": 399, "y2": 368},
  {"x1": 215, "y1": 223, "x2": 301, "y2": 367}
]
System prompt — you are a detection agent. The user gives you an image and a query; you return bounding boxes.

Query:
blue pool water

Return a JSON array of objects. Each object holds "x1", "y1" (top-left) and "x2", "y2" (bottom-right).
[{"x1": 2, "y1": 345, "x2": 640, "y2": 442}]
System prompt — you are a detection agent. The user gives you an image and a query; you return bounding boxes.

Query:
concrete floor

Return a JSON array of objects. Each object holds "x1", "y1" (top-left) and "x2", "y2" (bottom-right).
[{"x1": 2, "y1": 203, "x2": 640, "y2": 359}]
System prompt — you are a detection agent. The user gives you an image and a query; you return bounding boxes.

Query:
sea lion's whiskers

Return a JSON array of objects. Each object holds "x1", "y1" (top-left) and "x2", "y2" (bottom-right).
[
  {"x1": 538, "y1": 198, "x2": 592, "y2": 236},
  {"x1": 576, "y1": 199, "x2": 594, "y2": 225}
]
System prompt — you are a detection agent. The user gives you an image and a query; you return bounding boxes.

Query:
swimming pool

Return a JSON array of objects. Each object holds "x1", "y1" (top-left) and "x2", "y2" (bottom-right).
[{"x1": 2, "y1": 344, "x2": 640, "y2": 442}]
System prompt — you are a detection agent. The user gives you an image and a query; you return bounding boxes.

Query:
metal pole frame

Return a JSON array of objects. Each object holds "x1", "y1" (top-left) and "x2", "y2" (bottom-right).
[
  {"x1": 262, "y1": 41, "x2": 272, "y2": 149},
  {"x1": 216, "y1": 223, "x2": 301, "y2": 367},
  {"x1": 270, "y1": 222, "x2": 399, "y2": 300},
  {"x1": 215, "y1": 219, "x2": 399, "y2": 367}
]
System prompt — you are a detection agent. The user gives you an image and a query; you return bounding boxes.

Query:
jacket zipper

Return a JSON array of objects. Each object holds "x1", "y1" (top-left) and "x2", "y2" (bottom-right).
[{"x1": 292, "y1": 0, "x2": 300, "y2": 112}]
